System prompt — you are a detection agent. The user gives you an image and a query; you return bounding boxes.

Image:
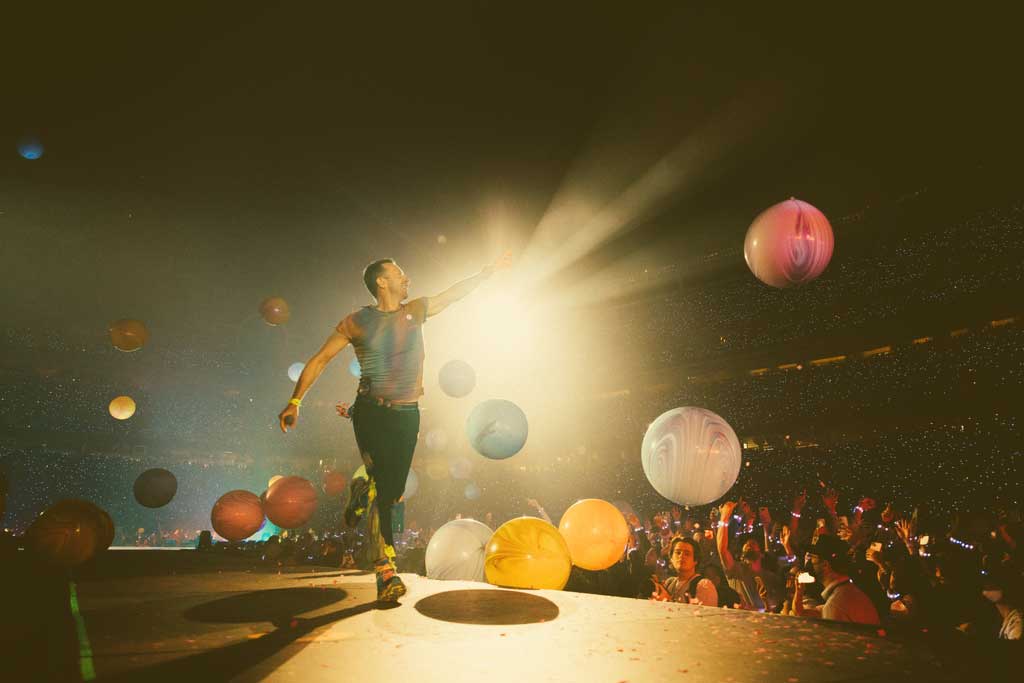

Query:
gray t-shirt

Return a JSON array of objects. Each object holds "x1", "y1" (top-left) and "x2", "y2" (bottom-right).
[
  {"x1": 337, "y1": 298, "x2": 428, "y2": 402},
  {"x1": 724, "y1": 562, "x2": 782, "y2": 612}
]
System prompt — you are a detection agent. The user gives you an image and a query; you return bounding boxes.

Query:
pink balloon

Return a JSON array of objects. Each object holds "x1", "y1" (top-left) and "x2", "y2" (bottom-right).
[{"x1": 743, "y1": 198, "x2": 834, "y2": 288}]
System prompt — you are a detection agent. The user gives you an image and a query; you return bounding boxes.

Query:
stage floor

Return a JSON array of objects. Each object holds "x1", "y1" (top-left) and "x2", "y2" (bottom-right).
[{"x1": 5, "y1": 549, "x2": 974, "y2": 682}]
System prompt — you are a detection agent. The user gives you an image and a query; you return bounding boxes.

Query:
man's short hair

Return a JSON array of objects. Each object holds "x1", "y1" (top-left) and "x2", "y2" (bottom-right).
[
  {"x1": 362, "y1": 258, "x2": 395, "y2": 297},
  {"x1": 670, "y1": 536, "x2": 702, "y2": 565}
]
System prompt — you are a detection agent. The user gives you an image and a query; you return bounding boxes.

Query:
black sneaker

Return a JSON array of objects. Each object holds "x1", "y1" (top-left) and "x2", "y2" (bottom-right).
[{"x1": 343, "y1": 476, "x2": 372, "y2": 528}]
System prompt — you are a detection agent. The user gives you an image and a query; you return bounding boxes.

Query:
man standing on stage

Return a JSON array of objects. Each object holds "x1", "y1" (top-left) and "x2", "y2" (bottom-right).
[{"x1": 278, "y1": 253, "x2": 509, "y2": 602}]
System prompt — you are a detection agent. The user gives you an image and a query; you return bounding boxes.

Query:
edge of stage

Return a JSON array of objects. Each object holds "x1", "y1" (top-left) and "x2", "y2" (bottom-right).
[{"x1": 2, "y1": 548, "x2": 1014, "y2": 682}]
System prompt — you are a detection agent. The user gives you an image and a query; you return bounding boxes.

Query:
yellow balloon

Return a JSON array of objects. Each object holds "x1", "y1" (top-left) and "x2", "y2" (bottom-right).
[
  {"x1": 485, "y1": 517, "x2": 572, "y2": 590},
  {"x1": 268, "y1": 475, "x2": 284, "y2": 489},
  {"x1": 109, "y1": 395, "x2": 136, "y2": 420},
  {"x1": 558, "y1": 498, "x2": 630, "y2": 571}
]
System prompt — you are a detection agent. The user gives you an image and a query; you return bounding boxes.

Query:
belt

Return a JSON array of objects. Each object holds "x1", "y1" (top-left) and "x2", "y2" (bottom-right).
[{"x1": 355, "y1": 393, "x2": 418, "y2": 411}]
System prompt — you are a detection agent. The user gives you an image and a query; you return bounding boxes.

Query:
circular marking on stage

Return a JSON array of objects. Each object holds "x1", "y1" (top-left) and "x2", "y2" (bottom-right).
[
  {"x1": 414, "y1": 589, "x2": 559, "y2": 625},
  {"x1": 183, "y1": 588, "x2": 347, "y2": 623}
]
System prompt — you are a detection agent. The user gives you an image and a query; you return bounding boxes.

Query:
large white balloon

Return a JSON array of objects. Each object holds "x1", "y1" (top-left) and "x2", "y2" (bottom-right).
[
  {"x1": 287, "y1": 362, "x2": 305, "y2": 382},
  {"x1": 641, "y1": 407, "x2": 742, "y2": 506},
  {"x1": 425, "y1": 519, "x2": 493, "y2": 581},
  {"x1": 466, "y1": 399, "x2": 528, "y2": 460}
]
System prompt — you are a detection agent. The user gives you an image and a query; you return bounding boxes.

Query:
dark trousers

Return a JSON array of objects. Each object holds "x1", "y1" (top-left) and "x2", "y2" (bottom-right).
[{"x1": 351, "y1": 396, "x2": 420, "y2": 550}]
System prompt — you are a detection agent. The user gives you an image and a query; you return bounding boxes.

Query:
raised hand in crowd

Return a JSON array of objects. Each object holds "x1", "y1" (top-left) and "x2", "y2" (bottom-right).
[
  {"x1": 779, "y1": 524, "x2": 795, "y2": 557},
  {"x1": 895, "y1": 518, "x2": 916, "y2": 555}
]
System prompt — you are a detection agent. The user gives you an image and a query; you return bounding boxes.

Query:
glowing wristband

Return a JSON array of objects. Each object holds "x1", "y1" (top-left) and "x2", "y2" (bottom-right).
[
  {"x1": 289, "y1": 398, "x2": 302, "y2": 407},
  {"x1": 790, "y1": 511, "x2": 801, "y2": 519}
]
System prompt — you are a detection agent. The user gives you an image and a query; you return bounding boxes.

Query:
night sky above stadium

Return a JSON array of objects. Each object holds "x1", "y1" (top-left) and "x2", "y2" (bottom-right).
[{"x1": 3, "y1": 3, "x2": 1020, "y2": 341}]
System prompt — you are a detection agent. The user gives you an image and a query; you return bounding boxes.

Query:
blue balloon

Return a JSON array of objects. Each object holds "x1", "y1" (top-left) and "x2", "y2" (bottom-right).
[
  {"x1": 466, "y1": 399, "x2": 528, "y2": 460},
  {"x1": 349, "y1": 357, "x2": 361, "y2": 377},
  {"x1": 464, "y1": 482, "x2": 481, "y2": 500},
  {"x1": 18, "y1": 138, "x2": 44, "y2": 160}
]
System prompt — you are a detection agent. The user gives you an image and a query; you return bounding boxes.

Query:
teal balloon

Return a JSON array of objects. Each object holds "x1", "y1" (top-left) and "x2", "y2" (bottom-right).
[
  {"x1": 18, "y1": 137, "x2": 44, "y2": 160},
  {"x1": 466, "y1": 399, "x2": 528, "y2": 460},
  {"x1": 464, "y1": 482, "x2": 481, "y2": 500},
  {"x1": 349, "y1": 357, "x2": 361, "y2": 377}
]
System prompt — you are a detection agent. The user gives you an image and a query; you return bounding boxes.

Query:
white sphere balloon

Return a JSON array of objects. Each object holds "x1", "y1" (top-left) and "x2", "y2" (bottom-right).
[
  {"x1": 287, "y1": 362, "x2": 305, "y2": 382},
  {"x1": 439, "y1": 359, "x2": 476, "y2": 398},
  {"x1": 449, "y1": 457, "x2": 472, "y2": 480},
  {"x1": 425, "y1": 428, "x2": 448, "y2": 451},
  {"x1": 641, "y1": 407, "x2": 742, "y2": 506},
  {"x1": 402, "y1": 469, "x2": 419, "y2": 500},
  {"x1": 466, "y1": 399, "x2": 528, "y2": 460},
  {"x1": 426, "y1": 519, "x2": 493, "y2": 581}
]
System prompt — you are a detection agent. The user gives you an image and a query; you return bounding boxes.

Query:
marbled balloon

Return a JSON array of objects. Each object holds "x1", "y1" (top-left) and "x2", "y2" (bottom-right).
[
  {"x1": 641, "y1": 407, "x2": 742, "y2": 506},
  {"x1": 744, "y1": 198, "x2": 834, "y2": 288},
  {"x1": 485, "y1": 517, "x2": 572, "y2": 590}
]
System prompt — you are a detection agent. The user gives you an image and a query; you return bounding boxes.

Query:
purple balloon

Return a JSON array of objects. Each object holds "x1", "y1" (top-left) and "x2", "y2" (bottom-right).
[{"x1": 743, "y1": 198, "x2": 834, "y2": 288}]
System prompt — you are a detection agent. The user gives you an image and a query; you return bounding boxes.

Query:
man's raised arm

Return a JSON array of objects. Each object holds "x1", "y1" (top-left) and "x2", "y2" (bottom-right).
[
  {"x1": 717, "y1": 500, "x2": 738, "y2": 573},
  {"x1": 426, "y1": 252, "x2": 511, "y2": 318}
]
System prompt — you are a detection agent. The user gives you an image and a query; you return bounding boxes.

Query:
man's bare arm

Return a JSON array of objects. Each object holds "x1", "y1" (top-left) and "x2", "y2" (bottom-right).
[
  {"x1": 426, "y1": 251, "x2": 512, "y2": 318},
  {"x1": 293, "y1": 331, "x2": 350, "y2": 399},
  {"x1": 279, "y1": 330, "x2": 350, "y2": 432},
  {"x1": 717, "y1": 501, "x2": 737, "y2": 572}
]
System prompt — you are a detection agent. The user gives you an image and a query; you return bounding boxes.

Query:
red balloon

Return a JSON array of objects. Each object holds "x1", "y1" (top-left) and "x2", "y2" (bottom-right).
[
  {"x1": 211, "y1": 490, "x2": 265, "y2": 542},
  {"x1": 323, "y1": 471, "x2": 347, "y2": 496},
  {"x1": 743, "y1": 198, "x2": 834, "y2": 288},
  {"x1": 259, "y1": 297, "x2": 291, "y2": 326},
  {"x1": 109, "y1": 319, "x2": 150, "y2": 352},
  {"x1": 26, "y1": 499, "x2": 110, "y2": 567},
  {"x1": 264, "y1": 476, "x2": 318, "y2": 529}
]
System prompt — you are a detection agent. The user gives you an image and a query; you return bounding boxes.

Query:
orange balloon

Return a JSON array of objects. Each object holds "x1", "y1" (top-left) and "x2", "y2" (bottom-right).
[
  {"x1": 323, "y1": 471, "x2": 347, "y2": 496},
  {"x1": 26, "y1": 499, "x2": 109, "y2": 567},
  {"x1": 558, "y1": 498, "x2": 630, "y2": 571},
  {"x1": 264, "y1": 476, "x2": 318, "y2": 529},
  {"x1": 260, "y1": 297, "x2": 291, "y2": 325},
  {"x1": 109, "y1": 319, "x2": 149, "y2": 352},
  {"x1": 211, "y1": 490, "x2": 264, "y2": 541},
  {"x1": 109, "y1": 395, "x2": 136, "y2": 420}
]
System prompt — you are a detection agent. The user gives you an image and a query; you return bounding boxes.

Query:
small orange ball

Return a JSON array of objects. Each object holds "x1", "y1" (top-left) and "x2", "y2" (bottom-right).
[
  {"x1": 109, "y1": 319, "x2": 149, "y2": 352},
  {"x1": 260, "y1": 297, "x2": 291, "y2": 325}
]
